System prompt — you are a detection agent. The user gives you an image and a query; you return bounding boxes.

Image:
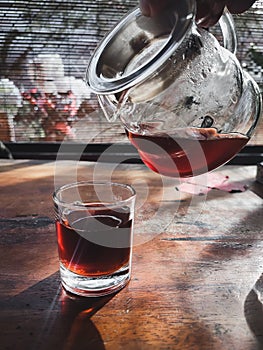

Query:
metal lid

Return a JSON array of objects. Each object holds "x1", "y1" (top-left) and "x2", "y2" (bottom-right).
[{"x1": 86, "y1": 1, "x2": 196, "y2": 94}]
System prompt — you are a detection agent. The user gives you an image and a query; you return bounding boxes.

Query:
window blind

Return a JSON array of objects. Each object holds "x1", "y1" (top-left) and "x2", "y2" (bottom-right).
[
  {"x1": 0, "y1": 0, "x2": 262, "y2": 145},
  {"x1": 0, "y1": 0, "x2": 137, "y2": 143}
]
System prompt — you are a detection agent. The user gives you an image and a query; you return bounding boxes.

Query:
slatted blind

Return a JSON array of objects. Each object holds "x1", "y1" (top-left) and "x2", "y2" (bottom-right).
[
  {"x1": 0, "y1": 0, "x2": 262, "y2": 144},
  {"x1": 0, "y1": 0, "x2": 137, "y2": 142}
]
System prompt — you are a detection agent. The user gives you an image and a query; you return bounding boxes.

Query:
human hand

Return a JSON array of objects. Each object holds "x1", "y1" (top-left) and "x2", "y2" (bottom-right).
[{"x1": 139, "y1": 0, "x2": 256, "y2": 27}]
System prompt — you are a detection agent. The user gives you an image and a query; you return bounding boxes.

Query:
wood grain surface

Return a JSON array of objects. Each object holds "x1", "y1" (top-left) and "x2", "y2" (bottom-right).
[{"x1": 0, "y1": 160, "x2": 262, "y2": 350}]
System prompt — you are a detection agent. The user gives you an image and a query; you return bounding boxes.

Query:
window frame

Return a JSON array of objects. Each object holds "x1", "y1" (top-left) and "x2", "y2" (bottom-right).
[{"x1": 3, "y1": 141, "x2": 263, "y2": 165}]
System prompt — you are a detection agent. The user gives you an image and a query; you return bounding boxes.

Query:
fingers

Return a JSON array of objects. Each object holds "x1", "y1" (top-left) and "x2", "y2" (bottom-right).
[
  {"x1": 140, "y1": 0, "x2": 174, "y2": 17},
  {"x1": 226, "y1": 0, "x2": 256, "y2": 14},
  {"x1": 196, "y1": 0, "x2": 256, "y2": 28},
  {"x1": 196, "y1": 0, "x2": 226, "y2": 28},
  {"x1": 139, "y1": 0, "x2": 256, "y2": 27},
  {"x1": 188, "y1": 0, "x2": 256, "y2": 28},
  {"x1": 139, "y1": 0, "x2": 227, "y2": 28}
]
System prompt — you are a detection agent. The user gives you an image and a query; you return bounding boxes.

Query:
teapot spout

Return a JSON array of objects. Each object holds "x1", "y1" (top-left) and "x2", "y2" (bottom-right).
[{"x1": 98, "y1": 94, "x2": 119, "y2": 122}]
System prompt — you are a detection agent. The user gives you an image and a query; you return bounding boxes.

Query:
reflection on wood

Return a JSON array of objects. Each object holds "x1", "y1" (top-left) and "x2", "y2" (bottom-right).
[{"x1": 0, "y1": 160, "x2": 262, "y2": 349}]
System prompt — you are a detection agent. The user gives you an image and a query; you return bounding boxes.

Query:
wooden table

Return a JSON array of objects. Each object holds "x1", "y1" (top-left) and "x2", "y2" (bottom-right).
[{"x1": 0, "y1": 159, "x2": 263, "y2": 350}]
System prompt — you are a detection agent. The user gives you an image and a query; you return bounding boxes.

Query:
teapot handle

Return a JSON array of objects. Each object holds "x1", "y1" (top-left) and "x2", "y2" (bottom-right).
[
  {"x1": 97, "y1": 94, "x2": 118, "y2": 122},
  {"x1": 219, "y1": 9, "x2": 237, "y2": 54}
]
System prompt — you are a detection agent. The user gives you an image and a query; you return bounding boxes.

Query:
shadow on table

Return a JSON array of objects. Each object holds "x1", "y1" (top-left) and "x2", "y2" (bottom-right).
[
  {"x1": 244, "y1": 273, "x2": 263, "y2": 347},
  {"x1": 1, "y1": 271, "x2": 115, "y2": 350}
]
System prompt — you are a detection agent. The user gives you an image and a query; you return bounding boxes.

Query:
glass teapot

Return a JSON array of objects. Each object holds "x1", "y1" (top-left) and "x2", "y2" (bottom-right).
[{"x1": 86, "y1": 0, "x2": 262, "y2": 178}]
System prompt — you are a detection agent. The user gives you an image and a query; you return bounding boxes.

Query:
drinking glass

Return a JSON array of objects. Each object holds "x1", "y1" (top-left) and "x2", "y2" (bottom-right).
[{"x1": 53, "y1": 181, "x2": 136, "y2": 297}]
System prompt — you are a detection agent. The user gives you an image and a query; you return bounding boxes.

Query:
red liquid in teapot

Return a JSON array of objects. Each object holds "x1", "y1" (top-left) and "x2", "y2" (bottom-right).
[{"x1": 126, "y1": 127, "x2": 249, "y2": 177}]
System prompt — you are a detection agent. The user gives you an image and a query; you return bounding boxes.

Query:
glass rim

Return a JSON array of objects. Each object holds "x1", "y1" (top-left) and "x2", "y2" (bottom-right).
[{"x1": 53, "y1": 180, "x2": 136, "y2": 209}]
